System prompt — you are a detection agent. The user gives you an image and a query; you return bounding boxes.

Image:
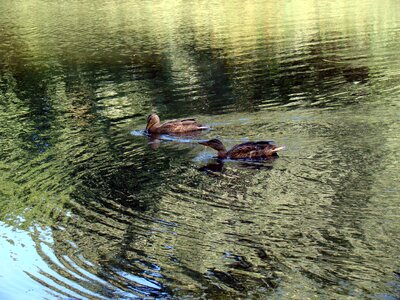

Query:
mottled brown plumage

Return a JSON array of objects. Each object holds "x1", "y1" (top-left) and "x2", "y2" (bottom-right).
[
  {"x1": 145, "y1": 113, "x2": 208, "y2": 134},
  {"x1": 199, "y1": 139, "x2": 284, "y2": 159}
]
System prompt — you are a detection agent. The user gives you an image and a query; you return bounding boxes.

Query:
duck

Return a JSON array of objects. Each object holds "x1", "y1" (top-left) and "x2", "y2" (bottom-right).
[
  {"x1": 145, "y1": 113, "x2": 208, "y2": 134},
  {"x1": 199, "y1": 138, "x2": 285, "y2": 159}
]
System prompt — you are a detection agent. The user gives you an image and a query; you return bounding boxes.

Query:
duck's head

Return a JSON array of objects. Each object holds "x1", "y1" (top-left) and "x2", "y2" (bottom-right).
[
  {"x1": 146, "y1": 113, "x2": 160, "y2": 131},
  {"x1": 199, "y1": 139, "x2": 226, "y2": 151}
]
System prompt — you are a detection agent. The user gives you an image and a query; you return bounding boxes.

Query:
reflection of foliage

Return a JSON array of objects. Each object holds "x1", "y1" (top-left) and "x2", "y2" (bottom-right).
[
  {"x1": 0, "y1": 0, "x2": 399, "y2": 297},
  {"x1": 0, "y1": 71, "x2": 65, "y2": 228},
  {"x1": 2, "y1": 0, "x2": 391, "y2": 117}
]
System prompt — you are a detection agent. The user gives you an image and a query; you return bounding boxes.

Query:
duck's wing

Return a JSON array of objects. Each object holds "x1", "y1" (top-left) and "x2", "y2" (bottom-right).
[
  {"x1": 228, "y1": 141, "x2": 277, "y2": 159},
  {"x1": 230, "y1": 141, "x2": 275, "y2": 151},
  {"x1": 160, "y1": 118, "x2": 207, "y2": 133},
  {"x1": 228, "y1": 142, "x2": 260, "y2": 158},
  {"x1": 162, "y1": 118, "x2": 195, "y2": 124}
]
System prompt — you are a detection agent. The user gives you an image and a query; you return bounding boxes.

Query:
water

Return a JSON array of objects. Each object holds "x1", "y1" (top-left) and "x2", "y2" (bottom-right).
[{"x1": 1, "y1": 0, "x2": 400, "y2": 298}]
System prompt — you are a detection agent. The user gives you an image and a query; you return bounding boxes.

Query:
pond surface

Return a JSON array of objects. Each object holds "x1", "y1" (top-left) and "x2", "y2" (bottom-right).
[{"x1": 1, "y1": 0, "x2": 400, "y2": 299}]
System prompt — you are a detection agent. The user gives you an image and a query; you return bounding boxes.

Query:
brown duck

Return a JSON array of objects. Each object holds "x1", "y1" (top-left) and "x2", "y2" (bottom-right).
[
  {"x1": 199, "y1": 139, "x2": 285, "y2": 159},
  {"x1": 146, "y1": 113, "x2": 208, "y2": 134}
]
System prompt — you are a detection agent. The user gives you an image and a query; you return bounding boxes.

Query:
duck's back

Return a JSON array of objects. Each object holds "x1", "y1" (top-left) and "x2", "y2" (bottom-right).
[
  {"x1": 158, "y1": 119, "x2": 205, "y2": 133},
  {"x1": 227, "y1": 141, "x2": 277, "y2": 159}
]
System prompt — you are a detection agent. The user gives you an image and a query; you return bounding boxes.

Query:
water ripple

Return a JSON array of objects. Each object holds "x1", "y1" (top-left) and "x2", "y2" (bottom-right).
[{"x1": 1, "y1": 0, "x2": 400, "y2": 298}]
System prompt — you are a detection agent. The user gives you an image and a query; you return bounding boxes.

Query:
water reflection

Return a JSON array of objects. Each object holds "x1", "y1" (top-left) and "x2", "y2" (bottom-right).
[
  {"x1": 198, "y1": 158, "x2": 277, "y2": 175},
  {"x1": 145, "y1": 130, "x2": 209, "y2": 150},
  {"x1": 198, "y1": 159, "x2": 225, "y2": 174},
  {"x1": 0, "y1": 0, "x2": 400, "y2": 298}
]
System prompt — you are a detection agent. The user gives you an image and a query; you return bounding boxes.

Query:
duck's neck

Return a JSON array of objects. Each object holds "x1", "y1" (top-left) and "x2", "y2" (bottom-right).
[
  {"x1": 217, "y1": 150, "x2": 228, "y2": 159},
  {"x1": 215, "y1": 145, "x2": 228, "y2": 158},
  {"x1": 147, "y1": 122, "x2": 160, "y2": 132}
]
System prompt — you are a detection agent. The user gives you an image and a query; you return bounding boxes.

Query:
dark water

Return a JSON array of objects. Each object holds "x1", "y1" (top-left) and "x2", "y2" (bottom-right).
[{"x1": 1, "y1": 0, "x2": 400, "y2": 299}]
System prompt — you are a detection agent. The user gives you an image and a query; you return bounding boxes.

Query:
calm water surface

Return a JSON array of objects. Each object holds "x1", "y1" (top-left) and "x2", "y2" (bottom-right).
[{"x1": 1, "y1": 0, "x2": 400, "y2": 299}]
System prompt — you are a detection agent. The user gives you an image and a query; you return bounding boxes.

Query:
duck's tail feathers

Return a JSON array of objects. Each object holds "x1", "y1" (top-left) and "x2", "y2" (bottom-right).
[{"x1": 272, "y1": 146, "x2": 286, "y2": 153}]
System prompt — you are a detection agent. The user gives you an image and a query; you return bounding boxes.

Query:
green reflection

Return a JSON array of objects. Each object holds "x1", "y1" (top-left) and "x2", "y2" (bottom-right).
[{"x1": 0, "y1": 0, "x2": 399, "y2": 298}]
